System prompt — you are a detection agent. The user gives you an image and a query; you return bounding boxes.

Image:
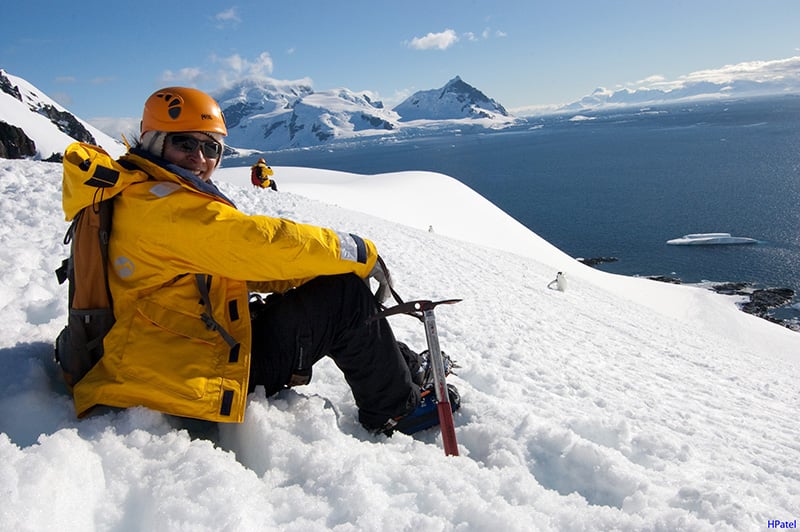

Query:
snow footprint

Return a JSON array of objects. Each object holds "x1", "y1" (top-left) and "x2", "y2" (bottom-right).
[
  {"x1": 524, "y1": 423, "x2": 648, "y2": 509},
  {"x1": 568, "y1": 416, "x2": 691, "y2": 471}
]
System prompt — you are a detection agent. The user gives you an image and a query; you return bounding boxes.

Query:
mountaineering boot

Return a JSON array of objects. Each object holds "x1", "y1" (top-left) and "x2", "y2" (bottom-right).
[
  {"x1": 397, "y1": 342, "x2": 458, "y2": 389},
  {"x1": 377, "y1": 345, "x2": 461, "y2": 436},
  {"x1": 386, "y1": 383, "x2": 461, "y2": 435},
  {"x1": 416, "y1": 348, "x2": 458, "y2": 390}
]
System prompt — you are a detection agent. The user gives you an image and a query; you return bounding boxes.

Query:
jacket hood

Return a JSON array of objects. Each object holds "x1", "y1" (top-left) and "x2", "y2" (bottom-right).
[
  {"x1": 122, "y1": 148, "x2": 235, "y2": 207},
  {"x1": 62, "y1": 143, "x2": 235, "y2": 221}
]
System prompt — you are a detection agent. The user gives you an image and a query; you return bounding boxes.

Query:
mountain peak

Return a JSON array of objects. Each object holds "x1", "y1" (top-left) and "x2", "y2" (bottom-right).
[{"x1": 394, "y1": 76, "x2": 510, "y2": 121}]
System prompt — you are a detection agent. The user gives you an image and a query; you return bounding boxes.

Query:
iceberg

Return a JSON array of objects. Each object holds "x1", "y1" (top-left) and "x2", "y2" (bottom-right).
[{"x1": 666, "y1": 232, "x2": 758, "y2": 245}]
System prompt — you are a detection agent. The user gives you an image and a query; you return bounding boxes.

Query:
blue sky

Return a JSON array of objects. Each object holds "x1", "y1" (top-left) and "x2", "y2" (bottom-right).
[{"x1": 2, "y1": 0, "x2": 800, "y2": 121}]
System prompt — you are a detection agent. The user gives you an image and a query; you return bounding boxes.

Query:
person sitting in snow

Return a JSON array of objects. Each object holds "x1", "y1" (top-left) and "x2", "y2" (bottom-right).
[
  {"x1": 250, "y1": 158, "x2": 277, "y2": 190},
  {"x1": 59, "y1": 87, "x2": 459, "y2": 436}
]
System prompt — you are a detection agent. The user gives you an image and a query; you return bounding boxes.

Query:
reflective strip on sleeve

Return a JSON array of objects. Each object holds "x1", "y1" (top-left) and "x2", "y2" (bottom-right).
[{"x1": 336, "y1": 232, "x2": 367, "y2": 264}]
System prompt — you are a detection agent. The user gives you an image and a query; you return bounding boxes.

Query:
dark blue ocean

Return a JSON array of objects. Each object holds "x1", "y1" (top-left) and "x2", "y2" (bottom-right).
[{"x1": 259, "y1": 96, "x2": 800, "y2": 322}]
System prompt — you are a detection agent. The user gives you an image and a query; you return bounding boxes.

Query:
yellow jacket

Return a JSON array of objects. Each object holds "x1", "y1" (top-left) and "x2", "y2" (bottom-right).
[{"x1": 62, "y1": 142, "x2": 378, "y2": 422}]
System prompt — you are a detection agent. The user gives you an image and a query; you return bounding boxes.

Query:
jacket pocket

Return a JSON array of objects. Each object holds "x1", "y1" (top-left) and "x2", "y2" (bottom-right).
[
  {"x1": 119, "y1": 299, "x2": 223, "y2": 400},
  {"x1": 136, "y1": 298, "x2": 220, "y2": 344}
]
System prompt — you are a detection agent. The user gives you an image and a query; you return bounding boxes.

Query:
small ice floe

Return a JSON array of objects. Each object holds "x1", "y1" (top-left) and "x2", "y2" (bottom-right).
[{"x1": 666, "y1": 232, "x2": 758, "y2": 245}]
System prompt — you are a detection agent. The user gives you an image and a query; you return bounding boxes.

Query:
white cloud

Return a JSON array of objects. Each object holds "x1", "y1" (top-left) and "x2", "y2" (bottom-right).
[
  {"x1": 634, "y1": 56, "x2": 800, "y2": 92},
  {"x1": 234, "y1": 52, "x2": 274, "y2": 77},
  {"x1": 209, "y1": 52, "x2": 275, "y2": 85},
  {"x1": 408, "y1": 27, "x2": 505, "y2": 49},
  {"x1": 159, "y1": 67, "x2": 204, "y2": 85},
  {"x1": 636, "y1": 75, "x2": 666, "y2": 86},
  {"x1": 408, "y1": 29, "x2": 459, "y2": 51},
  {"x1": 215, "y1": 8, "x2": 240, "y2": 24},
  {"x1": 155, "y1": 52, "x2": 277, "y2": 94},
  {"x1": 681, "y1": 56, "x2": 800, "y2": 84}
]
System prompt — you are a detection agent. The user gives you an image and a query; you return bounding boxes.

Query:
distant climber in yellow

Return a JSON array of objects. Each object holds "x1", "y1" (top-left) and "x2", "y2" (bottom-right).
[{"x1": 251, "y1": 158, "x2": 277, "y2": 190}]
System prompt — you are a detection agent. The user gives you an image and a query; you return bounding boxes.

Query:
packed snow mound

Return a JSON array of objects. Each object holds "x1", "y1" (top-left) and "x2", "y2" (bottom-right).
[{"x1": 667, "y1": 232, "x2": 758, "y2": 245}]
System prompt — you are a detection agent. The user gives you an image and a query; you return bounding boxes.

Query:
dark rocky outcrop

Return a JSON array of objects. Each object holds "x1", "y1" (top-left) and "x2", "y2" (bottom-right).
[
  {"x1": 359, "y1": 113, "x2": 395, "y2": 130},
  {"x1": 578, "y1": 257, "x2": 800, "y2": 330},
  {"x1": 579, "y1": 257, "x2": 619, "y2": 267},
  {"x1": 712, "y1": 284, "x2": 796, "y2": 326},
  {"x1": 646, "y1": 275, "x2": 682, "y2": 284},
  {"x1": 0, "y1": 121, "x2": 36, "y2": 159},
  {"x1": 649, "y1": 277, "x2": 798, "y2": 331},
  {"x1": 35, "y1": 103, "x2": 96, "y2": 145},
  {"x1": 0, "y1": 71, "x2": 22, "y2": 101},
  {"x1": 222, "y1": 101, "x2": 263, "y2": 129}
]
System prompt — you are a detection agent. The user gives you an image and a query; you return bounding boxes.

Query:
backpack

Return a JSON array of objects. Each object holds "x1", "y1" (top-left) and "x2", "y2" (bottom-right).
[
  {"x1": 54, "y1": 198, "x2": 115, "y2": 389},
  {"x1": 251, "y1": 164, "x2": 273, "y2": 186},
  {"x1": 250, "y1": 168, "x2": 262, "y2": 186}
]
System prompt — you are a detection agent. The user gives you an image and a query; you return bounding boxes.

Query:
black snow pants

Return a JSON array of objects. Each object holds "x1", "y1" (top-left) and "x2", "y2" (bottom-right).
[{"x1": 249, "y1": 273, "x2": 420, "y2": 430}]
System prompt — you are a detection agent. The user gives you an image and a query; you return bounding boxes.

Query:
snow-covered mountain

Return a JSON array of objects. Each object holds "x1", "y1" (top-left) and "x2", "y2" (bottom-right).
[
  {"x1": 0, "y1": 69, "x2": 125, "y2": 160},
  {"x1": 215, "y1": 78, "x2": 401, "y2": 151},
  {"x1": 561, "y1": 78, "x2": 799, "y2": 111},
  {"x1": 214, "y1": 75, "x2": 518, "y2": 151},
  {"x1": 393, "y1": 75, "x2": 510, "y2": 121},
  {"x1": 548, "y1": 56, "x2": 800, "y2": 114}
]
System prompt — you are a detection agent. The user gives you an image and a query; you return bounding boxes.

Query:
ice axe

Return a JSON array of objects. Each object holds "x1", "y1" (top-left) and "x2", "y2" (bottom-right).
[{"x1": 372, "y1": 290, "x2": 461, "y2": 457}]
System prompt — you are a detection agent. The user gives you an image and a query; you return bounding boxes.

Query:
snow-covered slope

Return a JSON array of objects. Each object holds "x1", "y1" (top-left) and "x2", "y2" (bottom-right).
[
  {"x1": 0, "y1": 157, "x2": 798, "y2": 531},
  {"x1": 0, "y1": 70, "x2": 125, "y2": 159}
]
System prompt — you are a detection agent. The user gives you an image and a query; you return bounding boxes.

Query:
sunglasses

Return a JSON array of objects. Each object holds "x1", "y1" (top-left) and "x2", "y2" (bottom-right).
[{"x1": 167, "y1": 134, "x2": 222, "y2": 159}]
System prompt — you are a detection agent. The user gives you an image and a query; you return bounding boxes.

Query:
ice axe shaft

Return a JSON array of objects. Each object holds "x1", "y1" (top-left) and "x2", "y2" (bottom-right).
[
  {"x1": 421, "y1": 306, "x2": 459, "y2": 457},
  {"x1": 371, "y1": 296, "x2": 461, "y2": 456}
]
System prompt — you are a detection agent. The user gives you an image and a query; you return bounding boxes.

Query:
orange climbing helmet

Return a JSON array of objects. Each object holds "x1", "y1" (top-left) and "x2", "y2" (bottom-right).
[{"x1": 141, "y1": 87, "x2": 227, "y2": 136}]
